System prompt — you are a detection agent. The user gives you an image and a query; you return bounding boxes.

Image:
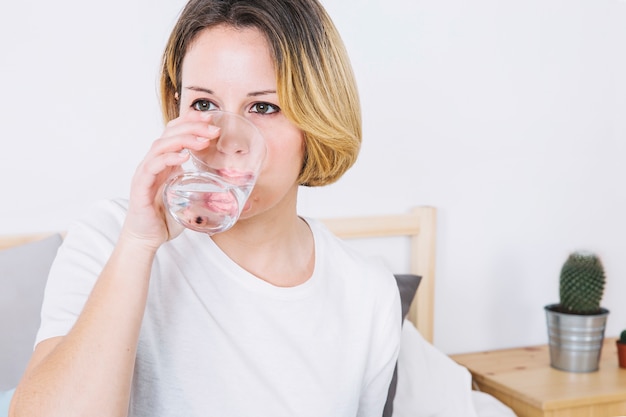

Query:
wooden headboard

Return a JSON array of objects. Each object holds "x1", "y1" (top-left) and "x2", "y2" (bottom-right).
[
  {"x1": 0, "y1": 206, "x2": 437, "y2": 342},
  {"x1": 0, "y1": 233, "x2": 57, "y2": 251},
  {"x1": 322, "y1": 206, "x2": 437, "y2": 343}
]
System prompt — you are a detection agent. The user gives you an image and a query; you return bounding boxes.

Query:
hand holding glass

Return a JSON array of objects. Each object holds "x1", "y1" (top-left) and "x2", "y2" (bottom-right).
[{"x1": 163, "y1": 111, "x2": 266, "y2": 234}]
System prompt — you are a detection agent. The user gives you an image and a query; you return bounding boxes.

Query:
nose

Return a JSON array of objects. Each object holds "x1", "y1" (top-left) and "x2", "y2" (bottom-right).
[{"x1": 216, "y1": 117, "x2": 250, "y2": 155}]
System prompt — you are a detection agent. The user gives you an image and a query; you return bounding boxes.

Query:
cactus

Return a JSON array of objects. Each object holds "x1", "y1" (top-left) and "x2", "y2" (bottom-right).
[
  {"x1": 559, "y1": 251, "x2": 605, "y2": 315},
  {"x1": 620, "y1": 330, "x2": 626, "y2": 344}
]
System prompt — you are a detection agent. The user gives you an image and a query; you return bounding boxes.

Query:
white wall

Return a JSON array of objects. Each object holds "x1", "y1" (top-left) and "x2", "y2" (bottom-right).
[{"x1": 1, "y1": 0, "x2": 625, "y2": 354}]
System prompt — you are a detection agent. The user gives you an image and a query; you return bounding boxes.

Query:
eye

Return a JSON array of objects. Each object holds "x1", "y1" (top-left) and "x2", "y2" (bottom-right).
[
  {"x1": 191, "y1": 99, "x2": 217, "y2": 112},
  {"x1": 250, "y1": 102, "x2": 280, "y2": 115}
]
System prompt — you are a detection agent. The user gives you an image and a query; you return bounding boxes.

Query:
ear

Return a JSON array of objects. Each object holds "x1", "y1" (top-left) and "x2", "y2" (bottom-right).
[{"x1": 174, "y1": 91, "x2": 180, "y2": 101}]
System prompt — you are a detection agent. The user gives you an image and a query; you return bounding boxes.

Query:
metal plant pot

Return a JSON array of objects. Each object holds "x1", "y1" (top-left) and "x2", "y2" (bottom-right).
[{"x1": 544, "y1": 304, "x2": 609, "y2": 372}]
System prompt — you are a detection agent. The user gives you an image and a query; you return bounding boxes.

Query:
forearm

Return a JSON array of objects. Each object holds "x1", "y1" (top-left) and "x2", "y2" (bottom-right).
[{"x1": 10, "y1": 236, "x2": 156, "y2": 417}]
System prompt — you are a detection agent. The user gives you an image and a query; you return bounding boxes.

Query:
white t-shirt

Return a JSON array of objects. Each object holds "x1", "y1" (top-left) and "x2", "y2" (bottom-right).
[{"x1": 37, "y1": 199, "x2": 401, "y2": 417}]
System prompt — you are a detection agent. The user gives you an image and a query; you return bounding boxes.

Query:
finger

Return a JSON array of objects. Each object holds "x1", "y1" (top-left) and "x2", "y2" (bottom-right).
[
  {"x1": 164, "y1": 120, "x2": 221, "y2": 139},
  {"x1": 147, "y1": 128, "x2": 217, "y2": 161},
  {"x1": 135, "y1": 151, "x2": 189, "y2": 186},
  {"x1": 164, "y1": 209, "x2": 185, "y2": 241},
  {"x1": 157, "y1": 123, "x2": 220, "y2": 151},
  {"x1": 165, "y1": 111, "x2": 220, "y2": 136},
  {"x1": 130, "y1": 150, "x2": 186, "y2": 197}
]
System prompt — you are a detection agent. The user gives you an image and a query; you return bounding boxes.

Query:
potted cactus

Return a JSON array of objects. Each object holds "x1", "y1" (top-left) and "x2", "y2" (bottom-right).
[
  {"x1": 617, "y1": 330, "x2": 626, "y2": 369},
  {"x1": 544, "y1": 251, "x2": 609, "y2": 372}
]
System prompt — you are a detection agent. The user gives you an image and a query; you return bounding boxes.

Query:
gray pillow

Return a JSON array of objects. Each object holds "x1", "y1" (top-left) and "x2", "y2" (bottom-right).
[
  {"x1": 383, "y1": 274, "x2": 422, "y2": 417},
  {"x1": 0, "y1": 234, "x2": 62, "y2": 390}
]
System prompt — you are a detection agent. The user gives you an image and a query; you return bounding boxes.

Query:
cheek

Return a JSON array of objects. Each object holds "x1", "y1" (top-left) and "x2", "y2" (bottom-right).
[{"x1": 259, "y1": 126, "x2": 305, "y2": 177}]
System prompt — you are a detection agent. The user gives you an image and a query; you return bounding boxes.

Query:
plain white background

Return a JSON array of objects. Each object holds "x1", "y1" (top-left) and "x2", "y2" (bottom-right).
[{"x1": 1, "y1": 0, "x2": 625, "y2": 354}]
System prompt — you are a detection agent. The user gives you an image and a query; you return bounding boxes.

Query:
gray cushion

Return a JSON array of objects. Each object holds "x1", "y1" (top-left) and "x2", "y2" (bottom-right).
[
  {"x1": 394, "y1": 274, "x2": 422, "y2": 323},
  {"x1": 383, "y1": 273, "x2": 422, "y2": 417},
  {"x1": 0, "y1": 234, "x2": 62, "y2": 390}
]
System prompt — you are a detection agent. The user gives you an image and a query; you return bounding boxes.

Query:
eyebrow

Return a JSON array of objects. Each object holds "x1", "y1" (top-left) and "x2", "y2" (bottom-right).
[
  {"x1": 247, "y1": 89, "x2": 277, "y2": 97},
  {"x1": 185, "y1": 86, "x2": 277, "y2": 97}
]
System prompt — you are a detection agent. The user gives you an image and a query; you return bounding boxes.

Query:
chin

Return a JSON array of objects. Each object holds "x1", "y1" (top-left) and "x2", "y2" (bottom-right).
[{"x1": 238, "y1": 198, "x2": 257, "y2": 219}]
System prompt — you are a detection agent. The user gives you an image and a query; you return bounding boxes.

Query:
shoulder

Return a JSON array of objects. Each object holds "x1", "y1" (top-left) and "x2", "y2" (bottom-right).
[
  {"x1": 305, "y1": 216, "x2": 392, "y2": 272},
  {"x1": 69, "y1": 198, "x2": 129, "y2": 235},
  {"x1": 61, "y1": 198, "x2": 129, "y2": 252},
  {"x1": 305, "y1": 216, "x2": 399, "y2": 300}
]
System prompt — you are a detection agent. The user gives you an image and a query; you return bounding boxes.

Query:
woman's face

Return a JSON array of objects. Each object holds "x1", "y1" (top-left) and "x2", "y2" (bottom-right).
[{"x1": 178, "y1": 24, "x2": 304, "y2": 219}]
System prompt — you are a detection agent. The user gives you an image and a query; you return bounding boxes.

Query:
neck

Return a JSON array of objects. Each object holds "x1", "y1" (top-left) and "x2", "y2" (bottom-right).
[{"x1": 210, "y1": 195, "x2": 315, "y2": 287}]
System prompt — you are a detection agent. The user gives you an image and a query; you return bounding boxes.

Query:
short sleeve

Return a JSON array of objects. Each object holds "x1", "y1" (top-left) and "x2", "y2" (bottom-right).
[
  {"x1": 35, "y1": 199, "x2": 128, "y2": 345},
  {"x1": 357, "y1": 270, "x2": 402, "y2": 417}
]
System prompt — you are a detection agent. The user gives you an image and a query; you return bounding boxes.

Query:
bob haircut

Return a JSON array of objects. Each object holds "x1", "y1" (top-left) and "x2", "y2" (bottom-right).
[{"x1": 160, "y1": 0, "x2": 361, "y2": 186}]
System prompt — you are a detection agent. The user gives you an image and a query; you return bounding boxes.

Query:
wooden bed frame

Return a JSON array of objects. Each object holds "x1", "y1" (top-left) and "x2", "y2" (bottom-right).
[
  {"x1": 321, "y1": 206, "x2": 437, "y2": 343},
  {"x1": 0, "y1": 206, "x2": 437, "y2": 342}
]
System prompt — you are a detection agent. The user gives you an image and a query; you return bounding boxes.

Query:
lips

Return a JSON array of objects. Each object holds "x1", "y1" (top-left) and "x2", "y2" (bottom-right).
[
  {"x1": 216, "y1": 168, "x2": 255, "y2": 186},
  {"x1": 203, "y1": 191, "x2": 237, "y2": 215}
]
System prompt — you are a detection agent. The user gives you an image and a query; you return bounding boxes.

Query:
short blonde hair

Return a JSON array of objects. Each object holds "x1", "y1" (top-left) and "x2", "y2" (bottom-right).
[{"x1": 160, "y1": 0, "x2": 361, "y2": 186}]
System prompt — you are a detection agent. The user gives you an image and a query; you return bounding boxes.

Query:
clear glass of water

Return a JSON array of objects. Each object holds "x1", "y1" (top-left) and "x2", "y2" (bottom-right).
[{"x1": 163, "y1": 111, "x2": 266, "y2": 234}]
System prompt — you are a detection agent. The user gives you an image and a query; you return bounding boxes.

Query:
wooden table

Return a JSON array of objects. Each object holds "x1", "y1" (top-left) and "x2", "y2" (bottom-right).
[{"x1": 450, "y1": 337, "x2": 626, "y2": 417}]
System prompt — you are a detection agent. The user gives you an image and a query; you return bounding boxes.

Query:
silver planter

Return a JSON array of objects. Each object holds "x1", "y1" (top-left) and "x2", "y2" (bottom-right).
[{"x1": 544, "y1": 304, "x2": 609, "y2": 372}]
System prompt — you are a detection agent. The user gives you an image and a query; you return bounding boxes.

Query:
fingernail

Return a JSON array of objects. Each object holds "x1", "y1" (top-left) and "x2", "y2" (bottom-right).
[
  {"x1": 207, "y1": 125, "x2": 220, "y2": 134},
  {"x1": 196, "y1": 136, "x2": 210, "y2": 142}
]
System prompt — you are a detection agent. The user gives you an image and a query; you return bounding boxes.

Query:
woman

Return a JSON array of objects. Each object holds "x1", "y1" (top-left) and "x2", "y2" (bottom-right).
[{"x1": 10, "y1": 1, "x2": 401, "y2": 416}]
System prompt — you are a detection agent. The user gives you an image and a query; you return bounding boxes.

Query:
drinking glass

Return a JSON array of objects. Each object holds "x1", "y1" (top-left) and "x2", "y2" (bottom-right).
[{"x1": 163, "y1": 111, "x2": 266, "y2": 234}]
